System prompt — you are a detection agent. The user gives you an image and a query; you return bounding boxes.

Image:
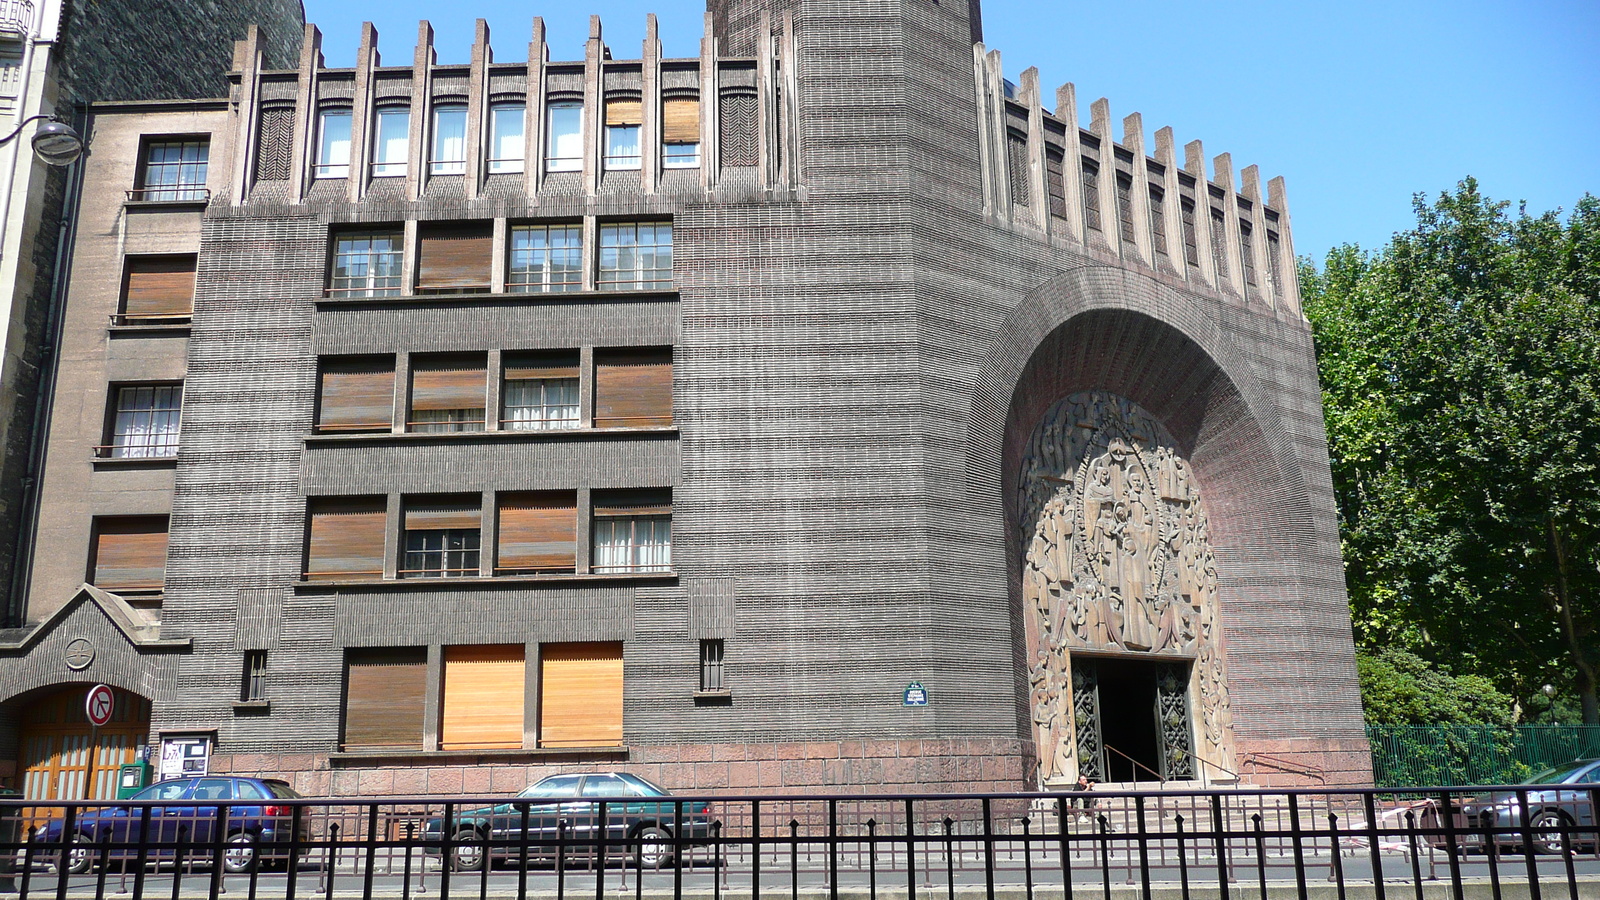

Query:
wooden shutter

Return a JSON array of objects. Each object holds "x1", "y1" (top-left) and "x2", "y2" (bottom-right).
[
  {"x1": 122, "y1": 256, "x2": 196, "y2": 320},
  {"x1": 539, "y1": 642, "x2": 623, "y2": 748},
  {"x1": 605, "y1": 99, "x2": 642, "y2": 127},
  {"x1": 305, "y1": 497, "x2": 386, "y2": 581},
  {"x1": 594, "y1": 349, "x2": 672, "y2": 427},
  {"x1": 441, "y1": 645, "x2": 526, "y2": 750},
  {"x1": 405, "y1": 498, "x2": 480, "y2": 531},
  {"x1": 92, "y1": 516, "x2": 169, "y2": 591},
  {"x1": 343, "y1": 649, "x2": 427, "y2": 751},
  {"x1": 662, "y1": 99, "x2": 699, "y2": 144},
  {"x1": 410, "y1": 357, "x2": 487, "y2": 412},
  {"x1": 317, "y1": 360, "x2": 395, "y2": 432},
  {"x1": 416, "y1": 223, "x2": 492, "y2": 291},
  {"x1": 497, "y1": 492, "x2": 577, "y2": 573},
  {"x1": 593, "y1": 491, "x2": 671, "y2": 517},
  {"x1": 503, "y1": 352, "x2": 579, "y2": 381}
]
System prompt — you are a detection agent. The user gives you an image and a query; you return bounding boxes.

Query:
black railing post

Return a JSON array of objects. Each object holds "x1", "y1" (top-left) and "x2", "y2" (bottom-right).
[
  {"x1": 1174, "y1": 815, "x2": 1189, "y2": 900},
  {"x1": 1020, "y1": 816, "x2": 1033, "y2": 900},
  {"x1": 478, "y1": 816, "x2": 490, "y2": 900},
  {"x1": 981, "y1": 799, "x2": 995, "y2": 900},
  {"x1": 712, "y1": 819, "x2": 724, "y2": 900},
  {"x1": 941, "y1": 817, "x2": 954, "y2": 900},
  {"x1": 1515, "y1": 789, "x2": 1542, "y2": 900},
  {"x1": 1327, "y1": 813, "x2": 1344, "y2": 891},
  {"x1": 789, "y1": 819, "x2": 799, "y2": 900},
  {"x1": 1056, "y1": 797, "x2": 1073, "y2": 900},
  {"x1": 867, "y1": 819, "x2": 878, "y2": 900},
  {"x1": 518, "y1": 803, "x2": 531, "y2": 900},
  {"x1": 752, "y1": 800, "x2": 762, "y2": 900},
  {"x1": 1404, "y1": 811, "x2": 1423, "y2": 900},
  {"x1": 1439, "y1": 790, "x2": 1463, "y2": 900},
  {"x1": 1362, "y1": 792, "x2": 1385, "y2": 900},
  {"x1": 440, "y1": 802, "x2": 455, "y2": 900},
  {"x1": 321, "y1": 821, "x2": 340, "y2": 896},
  {"x1": 595, "y1": 802, "x2": 609, "y2": 900},
  {"x1": 1287, "y1": 794, "x2": 1307, "y2": 900},
  {"x1": 1133, "y1": 795, "x2": 1151, "y2": 898},
  {"x1": 209, "y1": 802, "x2": 229, "y2": 899},
  {"x1": 904, "y1": 799, "x2": 917, "y2": 900},
  {"x1": 1481, "y1": 817, "x2": 1500, "y2": 900},
  {"x1": 170, "y1": 823, "x2": 189, "y2": 900},
  {"x1": 1095, "y1": 815, "x2": 1111, "y2": 900},
  {"x1": 53, "y1": 803, "x2": 75, "y2": 900},
  {"x1": 94, "y1": 827, "x2": 111, "y2": 899},
  {"x1": 556, "y1": 819, "x2": 567, "y2": 900},
  {"x1": 1210, "y1": 795, "x2": 1231, "y2": 898},
  {"x1": 286, "y1": 805, "x2": 304, "y2": 900},
  {"x1": 364, "y1": 804, "x2": 381, "y2": 900},
  {"x1": 828, "y1": 799, "x2": 839, "y2": 900},
  {"x1": 16, "y1": 827, "x2": 33, "y2": 900},
  {"x1": 132, "y1": 808, "x2": 151, "y2": 900},
  {"x1": 1559, "y1": 820, "x2": 1577, "y2": 900}
]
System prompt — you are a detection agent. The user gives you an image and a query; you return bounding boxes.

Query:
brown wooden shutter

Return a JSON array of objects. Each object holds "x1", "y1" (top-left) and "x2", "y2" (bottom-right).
[
  {"x1": 317, "y1": 360, "x2": 395, "y2": 432},
  {"x1": 122, "y1": 256, "x2": 196, "y2": 321},
  {"x1": 662, "y1": 99, "x2": 699, "y2": 144},
  {"x1": 343, "y1": 648, "x2": 427, "y2": 751},
  {"x1": 592, "y1": 491, "x2": 671, "y2": 517},
  {"x1": 503, "y1": 352, "x2": 579, "y2": 381},
  {"x1": 305, "y1": 497, "x2": 386, "y2": 581},
  {"x1": 410, "y1": 357, "x2": 487, "y2": 413},
  {"x1": 416, "y1": 222, "x2": 492, "y2": 291},
  {"x1": 605, "y1": 99, "x2": 642, "y2": 127},
  {"x1": 593, "y1": 349, "x2": 672, "y2": 427},
  {"x1": 539, "y1": 642, "x2": 623, "y2": 748},
  {"x1": 92, "y1": 516, "x2": 169, "y2": 591},
  {"x1": 441, "y1": 645, "x2": 525, "y2": 750},
  {"x1": 405, "y1": 498, "x2": 481, "y2": 532},
  {"x1": 496, "y1": 492, "x2": 577, "y2": 573}
]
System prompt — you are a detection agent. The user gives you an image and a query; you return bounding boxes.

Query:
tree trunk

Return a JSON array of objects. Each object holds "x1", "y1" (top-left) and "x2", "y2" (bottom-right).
[{"x1": 1547, "y1": 518, "x2": 1600, "y2": 724}]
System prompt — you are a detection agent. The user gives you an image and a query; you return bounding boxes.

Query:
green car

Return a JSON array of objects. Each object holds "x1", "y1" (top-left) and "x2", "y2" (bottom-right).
[{"x1": 421, "y1": 772, "x2": 716, "y2": 871}]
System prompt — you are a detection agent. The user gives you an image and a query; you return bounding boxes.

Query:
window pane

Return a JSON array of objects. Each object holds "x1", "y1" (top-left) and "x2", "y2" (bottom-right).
[
  {"x1": 664, "y1": 142, "x2": 699, "y2": 168},
  {"x1": 507, "y1": 224, "x2": 582, "y2": 292},
  {"x1": 591, "y1": 515, "x2": 671, "y2": 574},
  {"x1": 503, "y1": 378, "x2": 580, "y2": 430},
  {"x1": 430, "y1": 106, "x2": 467, "y2": 175},
  {"x1": 329, "y1": 231, "x2": 404, "y2": 297},
  {"x1": 402, "y1": 528, "x2": 480, "y2": 578},
  {"x1": 110, "y1": 385, "x2": 182, "y2": 458},
  {"x1": 316, "y1": 111, "x2": 352, "y2": 178},
  {"x1": 488, "y1": 104, "x2": 525, "y2": 173},
  {"x1": 373, "y1": 108, "x2": 410, "y2": 177},
  {"x1": 546, "y1": 103, "x2": 582, "y2": 172},
  {"x1": 604, "y1": 125, "x2": 640, "y2": 170},
  {"x1": 598, "y1": 222, "x2": 672, "y2": 290},
  {"x1": 140, "y1": 140, "x2": 209, "y2": 201}
]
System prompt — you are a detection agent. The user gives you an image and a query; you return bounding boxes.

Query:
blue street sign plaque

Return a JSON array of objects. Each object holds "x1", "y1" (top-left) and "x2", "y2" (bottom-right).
[{"x1": 903, "y1": 681, "x2": 929, "y2": 707}]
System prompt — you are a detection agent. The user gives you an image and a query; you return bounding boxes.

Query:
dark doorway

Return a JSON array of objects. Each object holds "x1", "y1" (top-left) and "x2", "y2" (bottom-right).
[{"x1": 1094, "y1": 658, "x2": 1161, "y2": 782}]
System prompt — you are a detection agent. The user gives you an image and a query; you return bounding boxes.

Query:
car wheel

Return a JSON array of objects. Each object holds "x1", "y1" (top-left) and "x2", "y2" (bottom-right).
[
  {"x1": 450, "y1": 828, "x2": 485, "y2": 872},
  {"x1": 61, "y1": 832, "x2": 96, "y2": 875},
  {"x1": 222, "y1": 832, "x2": 258, "y2": 874},
  {"x1": 634, "y1": 826, "x2": 673, "y2": 868},
  {"x1": 1529, "y1": 811, "x2": 1571, "y2": 855}
]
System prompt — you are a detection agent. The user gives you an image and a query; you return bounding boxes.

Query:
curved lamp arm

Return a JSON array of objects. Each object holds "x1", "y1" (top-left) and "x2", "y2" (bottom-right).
[
  {"x1": 0, "y1": 113, "x2": 57, "y2": 146},
  {"x1": 0, "y1": 114, "x2": 84, "y2": 166}
]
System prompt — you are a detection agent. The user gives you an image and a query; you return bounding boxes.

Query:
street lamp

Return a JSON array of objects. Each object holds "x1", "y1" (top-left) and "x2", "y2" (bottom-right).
[{"x1": 0, "y1": 114, "x2": 83, "y2": 166}]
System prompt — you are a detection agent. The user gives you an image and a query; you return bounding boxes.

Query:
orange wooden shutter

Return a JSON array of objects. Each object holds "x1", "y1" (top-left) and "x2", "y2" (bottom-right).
[
  {"x1": 593, "y1": 349, "x2": 672, "y2": 427},
  {"x1": 416, "y1": 223, "x2": 492, "y2": 291},
  {"x1": 496, "y1": 492, "x2": 577, "y2": 573},
  {"x1": 305, "y1": 497, "x2": 386, "y2": 581},
  {"x1": 122, "y1": 256, "x2": 196, "y2": 320},
  {"x1": 92, "y1": 517, "x2": 169, "y2": 591},
  {"x1": 317, "y1": 360, "x2": 395, "y2": 432},
  {"x1": 504, "y1": 352, "x2": 579, "y2": 381},
  {"x1": 343, "y1": 649, "x2": 427, "y2": 751},
  {"x1": 539, "y1": 642, "x2": 623, "y2": 748},
  {"x1": 662, "y1": 99, "x2": 699, "y2": 144},
  {"x1": 605, "y1": 99, "x2": 642, "y2": 126},
  {"x1": 441, "y1": 645, "x2": 526, "y2": 750},
  {"x1": 592, "y1": 491, "x2": 671, "y2": 517},
  {"x1": 410, "y1": 358, "x2": 487, "y2": 413},
  {"x1": 405, "y1": 498, "x2": 481, "y2": 531}
]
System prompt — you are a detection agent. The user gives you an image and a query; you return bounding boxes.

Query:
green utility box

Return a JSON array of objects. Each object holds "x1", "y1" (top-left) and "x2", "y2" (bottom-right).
[{"x1": 116, "y1": 762, "x2": 152, "y2": 799}]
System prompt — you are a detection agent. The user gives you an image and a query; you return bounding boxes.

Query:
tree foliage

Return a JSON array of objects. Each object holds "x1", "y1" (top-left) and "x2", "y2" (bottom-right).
[
  {"x1": 1303, "y1": 179, "x2": 1600, "y2": 724},
  {"x1": 1356, "y1": 648, "x2": 1513, "y2": 725}
]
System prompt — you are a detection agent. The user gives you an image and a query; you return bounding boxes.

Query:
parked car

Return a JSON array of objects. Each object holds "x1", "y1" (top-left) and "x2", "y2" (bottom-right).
[
  {"x1": 37, "y1": 776, "x2": 307, "y2": 874},
  {"x1": 1457, "y1": 758, "x2": 1599, "y2": 854},
  {"x1": 422, "y1": 772, "x2": 716, "y2": 871}
]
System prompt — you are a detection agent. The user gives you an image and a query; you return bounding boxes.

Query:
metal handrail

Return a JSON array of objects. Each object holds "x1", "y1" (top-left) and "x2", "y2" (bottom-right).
[
  {"x1": 1242, "y1": 751, "x2": 1328, "y2": 783},
  {"x1": 1101, "y1": 742, "x2": 1165, "y2": 784},
  {"x1": 1195, "y1": 754, "x2": 1244, "y2": 784}
]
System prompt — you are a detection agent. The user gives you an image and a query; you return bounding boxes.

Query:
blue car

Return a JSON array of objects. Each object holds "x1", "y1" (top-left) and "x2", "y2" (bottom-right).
[{"x1": 38, "y1": 776, "x2": 307, "y2": 874}]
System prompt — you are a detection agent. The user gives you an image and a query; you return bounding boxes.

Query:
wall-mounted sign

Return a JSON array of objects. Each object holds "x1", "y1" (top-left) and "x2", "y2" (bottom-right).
[
  {"x1": 159, "y1": 736, "x2": 211, "y2": 780},
  {"x1": 903, "y1": 681, "x2": 929, "y2": 707}
]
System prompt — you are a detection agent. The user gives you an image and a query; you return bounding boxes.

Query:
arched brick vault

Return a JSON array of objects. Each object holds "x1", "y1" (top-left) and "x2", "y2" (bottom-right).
[{"x1": 965, "y1": 264, "x2": 1344, "y2": 752}]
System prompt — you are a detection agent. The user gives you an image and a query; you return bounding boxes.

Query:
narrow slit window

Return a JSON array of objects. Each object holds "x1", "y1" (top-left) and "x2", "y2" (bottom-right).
[
  {"x1": 315, "y1": 109, "x2": 353, "y2": 179},
  {"x1": 430, "y1": 105, "x2": 468, "y2": 175},
  {"x1": 662, "y1": 98, "x2": 700, "y2": 168},
  {"x1": 1149, "y1": 187, "x2": 1168, "y2": 255},
  {"x1": 241, "y1": 651, "x2": 268, "y2": 702},
  {"x1": 488, "y1": 103, "x2": 526, "y2": 174},
  {"x1": 1081, "y1": 159, "x2": 1101, "y2": 231},
  {"x1": 604, "y1": 98, "x2": 642, "y2": 171},
  {"x1": 545, "y1": 102, "x2": 582, "y2": 173},
  {"x1": 700, "y1": 639, "x2": 725, "y2": 692},
  {"x1": 371, "y1": 107, "x2": 410, "y2": 177}
]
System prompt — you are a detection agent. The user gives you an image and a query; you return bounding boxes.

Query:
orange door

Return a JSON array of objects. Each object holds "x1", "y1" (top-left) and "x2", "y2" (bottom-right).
[{"x1": 17, "y1": 686, "x2": 151, "y2": 827}]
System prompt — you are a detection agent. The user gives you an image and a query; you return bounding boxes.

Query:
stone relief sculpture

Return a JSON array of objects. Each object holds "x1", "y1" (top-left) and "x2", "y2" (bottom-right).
[{"x1": 1019, "y1": 392, "x2": 1235, "y2": 785}]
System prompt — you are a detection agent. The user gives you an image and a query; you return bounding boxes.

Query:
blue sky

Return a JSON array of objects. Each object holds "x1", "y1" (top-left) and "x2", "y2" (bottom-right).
[{"x1": 302, "y1": 0, "x2": 1599, "y2": 265}]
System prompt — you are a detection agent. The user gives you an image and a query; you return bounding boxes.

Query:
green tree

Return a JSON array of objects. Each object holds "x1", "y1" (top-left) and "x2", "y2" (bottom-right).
[
  {"x1": 1356, "y1": 647, "x2": 1513, "y2": 725},
  {"x1": 1303, "y1": 179, "x2": 1600, "y2": 724}
]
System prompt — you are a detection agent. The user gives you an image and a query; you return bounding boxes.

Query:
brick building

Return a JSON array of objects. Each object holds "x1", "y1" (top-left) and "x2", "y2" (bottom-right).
[{"x1": 0, "y1": 0, "x2": 1371, "y2": 800}]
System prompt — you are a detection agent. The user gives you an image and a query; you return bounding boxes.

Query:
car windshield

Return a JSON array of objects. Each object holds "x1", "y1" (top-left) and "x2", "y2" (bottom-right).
[
  {"x1": 519, "y1": 775, "x2": 581, "y2": 798},
  {"x1": 1520, "y1": 761, "x2": 1591, "y2": 784}
]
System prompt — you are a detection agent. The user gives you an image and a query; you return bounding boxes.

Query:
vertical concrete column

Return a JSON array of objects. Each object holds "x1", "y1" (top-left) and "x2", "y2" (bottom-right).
[
  {"x1": 478, "y1": 489, "x2": 496, "y2": 576},
  {"x1": 525, "y1": 18, "x2": 547, "y2": 197},
  {"x1": 1212, "y1": 153, "x2": 1247, "y2": 300},
  {"x1": 1089, "y1": 98, "x2": 1118, "y2": 252},
  {"x1": 391, "y1": 351, "x2": 411, "y2": 434},
  {"x1": 640, "y1": 14, "x2": 661, "y2": 195},
  {"x1": 523, "y1": 643, "x2": 541, "y2": 749},
  {"x1": 575, "y1": 487, "x2": 593, "y2": 575},
  {"x1": 755, "y1": 11, "x2": 774, "y2": 191},
  {"x1": 1240, "y1": 165, "x2": 1276, "y2": 310},
  {"x1": 699, "y1": 13, "x2": 718, "y2": 191},
  {"x1": 1122, "y1": 112, "x2": 1153, "y2": 267},
  {"x1": 400, "y1": 219, "x2": 420, "y2": 297},
  {"x1": 780, "y1": 12, "x2": 801, "y2": 190},
  {"x1": 383, "y1": 492, "x2": 404, "y2": 579},
  {"x1": 405, "y1": 22, "x2": 435, "y2": 202},
  {"x1": 484, "y1": 349, "x2": 502, "y2": 432},
  {"x1": 1021, "y1": 68, "x2": 1048, "y2": 233},
  {"x1": 582, "y1": 16, "x2": 603, "y2": 196},
  {"x1": 580, "y1": 217, "x2": 597, "y2": 291},
  {"x1": 288, "y1": 24, "x2": 323, "y2": 203},
  {"x1": 347, "y1": 22, "x2": 380, "y2": 203},
  {"x1": 1183, "y1": 140, "x2": 1218, "y2": 290},
  {"x1": 465, "y1": 19, "x2": 492, "y2": 200},
  {"x1": 1055, "y1": 83, "x2": 1085, "y2": 246},
  {"x1": 490, "y1": 218, "x2": 508, "y2": 293},
  {"x1": 985, "y1": 50, "x2": 1009, "y2": 219},
  {"x1": 578, "y1": 344, "x2": 596, "y2": 427},
  {"x1": 1152, "y1": 127, "x2": 1186, "y2": 269},
  {"x1": 971, "y1": 46, "x2": 997, "y2": 217},
  {"x1": 227, "y1": 27, "x2": 264, "y2": 206},
  {"x1": 1268, "y1": 176, "x2": 1303, "y2": 317},
  {"x1": 422, "y1": 644, "x2": 442, "y2": 750}
]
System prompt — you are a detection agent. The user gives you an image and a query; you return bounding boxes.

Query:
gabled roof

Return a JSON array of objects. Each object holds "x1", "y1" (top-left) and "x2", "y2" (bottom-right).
[{"x1": 0, "y1": 584, "x2": 190, "y2": 653}]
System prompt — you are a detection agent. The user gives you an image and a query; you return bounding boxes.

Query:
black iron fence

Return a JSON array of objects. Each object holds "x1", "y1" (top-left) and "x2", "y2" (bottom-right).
[{"x1": 0, "y1": 784, "x2": 1595, "y2": 898}]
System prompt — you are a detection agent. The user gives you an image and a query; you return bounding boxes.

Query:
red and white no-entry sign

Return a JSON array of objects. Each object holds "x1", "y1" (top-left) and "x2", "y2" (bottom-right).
[{"x1": 85, "y1": 684, "x2": 115, "y2": 727}]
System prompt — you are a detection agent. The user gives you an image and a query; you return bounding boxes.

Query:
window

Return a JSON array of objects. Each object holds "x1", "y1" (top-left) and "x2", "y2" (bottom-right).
[
  {"x1": 89, "y1": 515, "x2": 169, "y2": 593},
  {"x1": 1181, "y1": 199, "x2": 1200, "y2": 267},
  {"x1": 1239, "y1": 219, "x2": 1258, "y2": 288},
  {"x1": 1006, "y1": 132, "x2": 1029, "y2": 205},
  {"x1": 538, "y1": 642, "x2": 623, "y2": 747},
  {"x1": 342, "y1": 648, "x2": 427, "y2": 751},
  {"x1": 1266, "y1": 230, "x2": 1284, "y2": 297},
  {"x1": 409, "y1": 355, "x2": 487, "y2": 432},
  {"x1": 429, "y1": 104, "x2": 468, "y2": 175},
  {"x1": 662, "y1": 97, "x2": 699, "y2": 168},
  {"x1": 581, "y1": 774, "x2": 629, "y2": 796},
  {"x1": 502, "y1": 353, "x2": 580, "y2": 430},
  {"x1": 371, "y1": 107, "x2": 410, "y2": 177},
  {"x1": 594, "y1": 348, "x2": 672, "y2": 427},
  {"x1": 304, "y1": 496, "x2": 386, "y2": 581},
  {"x1": 104, "y1": 384, "x2": 182, "y2": 459},
  {"x1": 597, "y1": 222, "x2": 672, "y2": 290},
  {"x1": 415, "y1": 221, "x2": 492, "y2": 294},
  {"x1": 1209, "y1": 206, "x2": 1229, "y2": 278},
  {"x1": 315, "y1": 109, "x2": 353, "y2": 179},
  {"x1": 1045, "y1": 147, "x2": 1066, "y2": 219},
  {"x1": 316, "y1": 357, "x2": 395, "y2": 433},
  {"x1": 118, "y1": 255, "x2": 195, "y2": 325},
  {"x1": 700, "y1": 639, "x2": 725, "y2": 692},
  {"x1": 402, "y1": 496, "x2": 481, "y2": 578},
  {"x1": 137, "y1": 139, "x2": 208, "y2": 201},
  {"x1": 603, "y1": 98, "x2": 642, "y2": 170},
  {"x1": 329, "y1": 230, "x2": 403, "y2": 297},
  {"x1": 1115, "y1": 172, "x2": 1135, "y2": 245},
  {"x1": 592, "y1": 490, "x2": 671, "y2": 574},
  {"x1": 1081, "y1": 159, "x2": 1101, "y2": 231},
  {"x1": 1149, "y1": 187, "x2": 1168, "y2": 255},
  {"x1": 507, "y1": 223, "x2": 582, "y2": 293},
  {"x1": 241, "y1": 651, "x2": 268, "y2": 702},
  {"x1": 441, "y1": 645, "x2": 525, "y2": 750},
  {"x1": 496, "y1": 491, "x2": 577, "y2": 575},
  {"x1": 487, "y1": 103, "x2": 526, "y2": 174},
  {"x1": 545, "y1": 102, "x2": 582, "y2": 172}
]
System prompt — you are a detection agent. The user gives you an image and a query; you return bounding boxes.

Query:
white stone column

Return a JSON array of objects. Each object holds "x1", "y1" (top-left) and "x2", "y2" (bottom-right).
[
  {"x1": 1269, "y1": 176, "x2": 1303, "y2": 317},
  {"x1": 640, "y1": 14, "x2": 661, "y2": 195},
  {"x1": 1212, "y1": 152, "x2": 1247, "y2": 300},
  {"x1": 405, "y1": 21, "x2": 435, "y2": 202},
  {"x1": 347, "y1": 22, "x2": 380, "y2": 203},
  {"x1": 1241, "y1": 165, "x2": 1276, "y2": 310},
  {"x1": 1021, "y1": 67, "x2": 1048, "y2": 233},
  {"x1": 227, "y1": 27, "x2": 264, "y2": 206},
  {"x1": 1122, "y1": 112, "x2": 1153, "y2": 267},
  {"x1": 465, "y1": 19, "x2": 491, "y2": 200},
  {"x1": 1183, "y1": 140, "x2": 1218, "y2": 290},
  {"x1": 1089, "y1": 98, "x2": 1117, "y2": 253},
  {"x1": 288, "y1": 24, "x2": 322, "y2": 203},
  {"x1": 525, "y1": 18, "x2": 547, "y2": 197},
  {"x1": 1153, "y1": 127, "x2": 1186, "y2": 270},
  {"x1": 1055, "y1": 83, "x2": 1085, "y2": 246}
]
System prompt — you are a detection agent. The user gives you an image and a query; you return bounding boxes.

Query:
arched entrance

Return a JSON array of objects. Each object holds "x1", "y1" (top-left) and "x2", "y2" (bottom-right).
[{"x1": 18, "y1": 685, "x2": 150, "y2": 800}]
